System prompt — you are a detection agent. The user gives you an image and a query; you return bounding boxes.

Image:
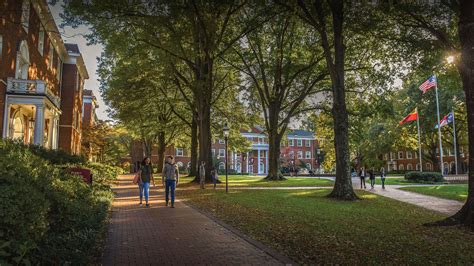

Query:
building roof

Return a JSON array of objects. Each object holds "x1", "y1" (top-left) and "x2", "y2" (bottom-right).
[
  {"x1": 64, "y1": 43, "x2": 89, "y2": 80},
  {"x1": 287, "y1": 129, "x2": 315, "y2": 138}
]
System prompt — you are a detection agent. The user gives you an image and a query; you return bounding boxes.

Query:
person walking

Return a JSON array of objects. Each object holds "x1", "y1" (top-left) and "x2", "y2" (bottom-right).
[
  {"x1": 199, "y1": 161, "x2": 206, "y2": 189},
  {"x1": 359, "y1": 167, "x2": 367, "y2": 189},
  {"x1": 369, "y1": 168, "x2": 376, "y2": 189},
  {"x1": 211, "y1": 167, "x2": 219, "y2": 189},
  {"x1": 138, "y1": 157, "x2": 155, "y2": 207},
  {"x1": 162, "y1": 156, "x2": 179, "y2": 208},
  {"x1": 380, "y1": 167, "x2": 386, "y2": 189}
]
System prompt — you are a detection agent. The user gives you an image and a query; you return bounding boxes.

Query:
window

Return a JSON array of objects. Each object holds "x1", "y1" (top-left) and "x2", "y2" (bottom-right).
[
  {"x1": 48, "y1": 43, "x2": 54, "y2": 70},
  {"x1": 297, "y1": 139, "x2": 303, "y2": 147},
  {"x1": 289, "y1": 151, "x2": 294, "y2": 158},
  {"x1": 384, "y1": 153, "x2": 388, "y2": 160},
  {"x1": 297, "y1": 151, "x2": 303, "y2": 159},
  {"x1": 21, "y1": 0, "x2": 30, "y2": 33},
  {"x1": 398, "y1": 164, "x2": 404, "y2": 171},
  {"x1": 176, "y1": 148, "x2": 184, "y2": 157},
  {"x1": 219, "y1": 149, "x2": 225, "y2": 157},
  {"x1": 305, "y1": 140, "x2": 311, "y2": 147},
  {"x1": 416, "y1": 164, "x2": 420, "y2": 171},
  {"x1": 258, "y1": 137, "x2": 264, "y2": 144},
  {"x1": 218, "y1": 139, "x2": 225, "y2": 144},
  {"x1": 211, "y1": 149, "x2": 215, "y2": 156},
  {"x1": 56, "y1": 58, "x2": 62, "y2": 80},
  {"x1": 38, "y1": 26, "x2": 45, "y2": 55},
  {"x1": 219, "y1": 162, "x2": 225, "y2": 170},
  {"x1": 406, "y1": 151, "x2": 412, "y2": 159},
  {"x1": 407, "y1": 164, "x2": 413, "y2": 170},
  {"x1": 288, "y1": 139, "x2": 294, "y2": 146},
  {"x1": 398, "y1": 151, "x2": 404, "y2": 159},
  {"x1": 426, "y1": 163, "x2": 432, "y2": 171},
  {"x1": 305, "y1": 151, "x2": 311, "y2": 159},
  {"x1": 306, "y1": 163, "x2": 312, "y2": 170}
]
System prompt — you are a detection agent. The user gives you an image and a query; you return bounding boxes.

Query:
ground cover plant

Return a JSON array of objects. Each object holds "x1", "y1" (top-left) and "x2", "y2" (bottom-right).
[{"x1": 181, "y1": 189, "x2": 474, "y2": 264}]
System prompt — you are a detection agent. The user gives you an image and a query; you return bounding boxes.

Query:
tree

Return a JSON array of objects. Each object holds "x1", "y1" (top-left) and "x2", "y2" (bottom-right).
[{"x1": 228, "y1": 12, "x2": 328, "y2": 180}]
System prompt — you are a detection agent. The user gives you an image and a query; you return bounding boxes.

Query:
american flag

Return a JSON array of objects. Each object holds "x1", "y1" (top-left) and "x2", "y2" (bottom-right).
[{"x1": 419, "y1": 75, "x2": 437, "y2": 94}]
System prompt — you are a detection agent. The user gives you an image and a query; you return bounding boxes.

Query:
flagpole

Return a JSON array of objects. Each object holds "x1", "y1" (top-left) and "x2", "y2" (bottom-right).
[
  {"x1": 434, "y1": 75, "x2": 444, "y2": 175},
  {"x1": 416, "y1": 108, "x2": 423, "y2": 172},
  {"x1": 452, "y1": 109, "x2": 458, "y2": 175}
]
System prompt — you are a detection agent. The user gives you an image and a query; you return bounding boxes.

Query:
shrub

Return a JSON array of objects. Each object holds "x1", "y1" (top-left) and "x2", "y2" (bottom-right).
[
  {"x1": 0, "y1": 140, "x2": 114, "y2": 265},
  {"x1": 27, "y1": 143, "x2": 87, "y2": 165},
  {"x1": 405, "y1": 171, "x2": 445, "y2": 182}
]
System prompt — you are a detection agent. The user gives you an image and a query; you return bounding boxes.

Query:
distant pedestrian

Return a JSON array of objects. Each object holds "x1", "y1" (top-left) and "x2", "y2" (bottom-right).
[
  {"x1": 444, "y1": 166, "x2": 449, "y2": 176},
  {"x1": 199, "y1": 161, "x2": 206, "y2": 189},
  {"x1": 369, "y1": 168, "x2": 375, "y2": 189},
  {"x1": 162, "y1": 156, "x2": 179, "y2": 208},
  {"x1": 211, "y1": 167, "x2": 219, "y2": 189},
  {"x1": 380, "y1": 167, "x2": 386, "y2": 189},
  {"x1": 359, "y1": 167, "x2": 366, "y2": 189},
  {"x1": 138, "y1": 157, "x2": 155, "y2": 207}
]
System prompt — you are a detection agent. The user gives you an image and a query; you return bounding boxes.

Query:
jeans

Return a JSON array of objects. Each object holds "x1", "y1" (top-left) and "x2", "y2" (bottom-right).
[
  {"x1": 370, "y1": 179, "x2": 375, "y2": 188},
  {"x1": 381, "y1": 178, "x2": 386, "y2": 189},
  {"x1": 139, "y1": 182, "x2": 150, "y2": 203},
  {"x1": 360, "y1": 177, "x2": 366, "y2": 188},
  {"x1": 165, "y1": 180, "x2": 176, "y2": 205},
  {"x1": 212, "y1": 176, "x2": 218, "y2": 188}
]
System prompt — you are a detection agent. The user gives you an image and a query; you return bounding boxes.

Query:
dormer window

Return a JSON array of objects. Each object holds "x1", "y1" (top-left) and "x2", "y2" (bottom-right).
[{"x1": 21, "y1": 0, "x2": 30, "y2": 33}]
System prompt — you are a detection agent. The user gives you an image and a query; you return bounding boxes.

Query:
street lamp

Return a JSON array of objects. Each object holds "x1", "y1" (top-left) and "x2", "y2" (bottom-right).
[{"x1": 223, "y1": 122, "x2": 230, "y2": 193}]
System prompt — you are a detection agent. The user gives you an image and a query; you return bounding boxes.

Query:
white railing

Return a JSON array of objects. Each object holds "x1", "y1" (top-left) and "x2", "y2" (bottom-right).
[{"x1": 7, "y1": 77, "x2": 61, "y2": 107}]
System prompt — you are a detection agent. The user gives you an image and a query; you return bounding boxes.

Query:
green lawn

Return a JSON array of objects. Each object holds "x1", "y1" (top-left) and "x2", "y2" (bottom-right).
[
  {"x1": 182, "y1": 189, "x2": 474, "y2": 264},
  {"x1": 181, "y1": 175, "x2": 335, "y2": 187},
  {"x1": 400, "y1": 185, "x2": 468, "y2": 202}
]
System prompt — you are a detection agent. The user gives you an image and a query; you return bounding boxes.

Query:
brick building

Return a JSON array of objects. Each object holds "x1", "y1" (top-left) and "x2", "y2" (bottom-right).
[
  {"x1": 58, "y1": 43, "x2": 88, "y2": 154},
  {"x1": 130, "y1": 128, "x2": 320, "y2": 175},
  {"x1": 81, "y1": 89, "x2": 99, "y2": 161},
  {"x1": 1, "y1": 0, "x2": 89, "y2": 155},
  {"x1": 383, "y1": 147, "x2": 469, "y2": 174}
]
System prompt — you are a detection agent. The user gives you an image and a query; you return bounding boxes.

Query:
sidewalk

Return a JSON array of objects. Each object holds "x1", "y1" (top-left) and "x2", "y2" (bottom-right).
[{"x1": 101, "y1": 174, "x2": 288, "y2": 265}]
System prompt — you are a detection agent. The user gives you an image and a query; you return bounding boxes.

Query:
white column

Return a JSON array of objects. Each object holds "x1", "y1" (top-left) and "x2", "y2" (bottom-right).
[
  {"x1": 2, "y1": 101, "x2": 11, "y2": 138},
  {"x1": 33, "y1": 104, "x2": 45, "y2": 145},
  {"x1": 246, "y1": 152, "x2": 249, "y2": 173},
  {"x1": 257, "y1": 149, "x2": 261, "y2": 174},
  {"x1": 52, "y1": 114, "x2": 59, "y2": 149},
  {"x1": 265, "y1": 150, "x2": 269, "y2": 174}
]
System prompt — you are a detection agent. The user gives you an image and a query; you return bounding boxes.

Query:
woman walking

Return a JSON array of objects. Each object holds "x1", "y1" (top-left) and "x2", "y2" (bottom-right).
[
  {"x1": 380, "y1": 167, "x2": 386, "y2": 189},
  {"x1": 359, "y1": 167, "x2": 367, "y2": 189},
  {"x1": 162, "y1": 156, "x2": 179, "y2": 208},
  {"x1": 369, "y1": 168, "x2": 376, "y2": 189},
  {"x1": 138, "y1": 157, "x2": 155, "y2": 207},
  {"x1": 211, "y1": 167, "x2": 219, "y2": 189}
]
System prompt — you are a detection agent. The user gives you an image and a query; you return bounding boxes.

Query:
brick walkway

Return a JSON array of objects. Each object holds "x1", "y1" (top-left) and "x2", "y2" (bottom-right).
[{"x1": 101, "y1": 174, "x2": 286, "y2": 265}]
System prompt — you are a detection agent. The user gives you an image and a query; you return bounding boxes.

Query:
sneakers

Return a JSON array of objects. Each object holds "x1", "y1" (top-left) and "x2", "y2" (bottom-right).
[
  {"x1": 165, "y1": 201, "x2": 169, "y2": 207},
  {"x1": 139, "y1": 202, "x2": 142, "y2": 206},
  {"x1": 171, "y1": 204, "x2": 175, "y2": 208},
  {"x1": 146, "y1": 203, "x2": 149, "y2": 208}
]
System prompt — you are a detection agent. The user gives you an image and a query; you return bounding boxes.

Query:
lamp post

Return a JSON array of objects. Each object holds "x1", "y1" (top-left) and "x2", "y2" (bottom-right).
[{"x1": 223, "y1": 122, "x2": 230, "y2": 193}]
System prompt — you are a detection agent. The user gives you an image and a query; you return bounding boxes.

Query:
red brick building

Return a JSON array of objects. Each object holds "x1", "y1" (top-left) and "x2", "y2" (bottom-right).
[
  {"x1": 58, "y1": 43, "x2": 88, "y2": 155},
  {"x1": 1, "y1": 0, "x2": 89, "y2": 155},
  {"x1": 130, "y1": 127, "x2": 320, "y2": 174},
  {"x1": 81, "y1": 89, "x2": 99, "y2": 161}
]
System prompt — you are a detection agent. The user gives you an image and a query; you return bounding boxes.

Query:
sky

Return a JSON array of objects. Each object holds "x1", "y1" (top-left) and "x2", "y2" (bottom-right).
[{"x1": 48, "y1": 2, "x2": 109, "y2": 120}]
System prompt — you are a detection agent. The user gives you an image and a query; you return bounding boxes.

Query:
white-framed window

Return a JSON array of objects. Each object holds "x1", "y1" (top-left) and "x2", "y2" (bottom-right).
[
  {"x1": 305, "y1": 151, "x2": 311, "y2": 159},
  {"x1": 407, "y1": 164, "x2": 413, "y2": 170},
  {"x1": 297, "y1": 139, "x2": 303, "y2": 147},
  {"x1": 398, "y1": 164, "x2": 404, "y2": 170},
  {"x1": 176, "y1": 148, "x2": 184, "y2": 157},
  {"x1": 56, "y1": 58, "x2": 62, "y2": 81},
  {"x1": 219, "y1": 149, "x2": 225, "y2": 157},
  {"x1": 289, "y1": 139, "x2": 294, "y2": 146},
  {"x1": 218, "y1": 139, "x2": 225, "y2": 144},
  {"x1": 38, "y1": 26, "x2": 45, "y2": 55},
  {"x1": 219, "y1": 162, "x2": 225, "y2": 170},
  {"x1": 306, "y1": 163, "x2": 312, "y2": 170},
  {"x1": 297, "y1": 151, "x2": 303, "y2": 159},
  {"x1": 305, "y1": 140, "x2": 311, "y2": 147},
  {"x1": 398, "y1": 151, "x2": 404, "y2": 159},
  {"x1": 258, "y1": 137, "x2": 264, "y2": 144},
  {"x1": 48, "y1": 43, "x2": 54, "y2": 70},
  {"x1": 416, "y1": 163, "x2": 420, "y2": 171},
  {"x1": 406, "y1": 151, "x2": 412, "y2": 159},
  {"x1": 21, "y1": 0, "x2": 30, "y2": 33},
  {"x1": 289, "y1": 151, "x2": 294, "y2": 158},
  {"x1": 390, "y1": 152, "x2": 396, "y2": 160}
]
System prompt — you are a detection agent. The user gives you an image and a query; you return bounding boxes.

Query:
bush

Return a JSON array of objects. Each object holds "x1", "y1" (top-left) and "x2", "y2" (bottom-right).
[
  {"x1": 0, "y1": 140, "x2": 115, "y2": 265},
  {"x1": 405, "y1": 171, "x2": 445, "y2": 182},
  {"x1": 27, "y1": 144, "x2": 87, "y2": 165}
]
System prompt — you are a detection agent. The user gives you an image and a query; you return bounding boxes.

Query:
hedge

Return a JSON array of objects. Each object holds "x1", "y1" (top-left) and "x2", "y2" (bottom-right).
[
  {"x1": 404, "y1": 171, "x2": 445, "y2": 182},
  {"x1": 0, "y1": 140, "x2": 119, "y2": 265}
]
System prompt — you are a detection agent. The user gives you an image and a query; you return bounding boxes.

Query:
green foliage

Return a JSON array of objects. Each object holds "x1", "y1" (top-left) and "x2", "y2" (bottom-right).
[
  {"x1": 404, "y1": 171, "x2": 445, "y2": 183},
  {"x1": 27, "y1": 143, "x2": 86, "y2": 165},
  {"x1": 0, "y1": 140, "x2": 117, "y2": 264}
]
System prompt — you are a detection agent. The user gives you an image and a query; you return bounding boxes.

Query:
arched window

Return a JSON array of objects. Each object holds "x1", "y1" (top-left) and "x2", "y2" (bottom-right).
[
  {"x1": 407, "y1": 164, "x2": 413, "y2": 171},
  {"x1": 16, "y1": 40, "x2": 30, "y2": 80},
  {"x1": 11, "y1": 112, "x2": 24, "y2": 140},
  {"x1": 416, "y1": 163, "x2": 420, "y2": 171},
  {"x1": 398, "y1": 164, "x2": 404, "y2": 171},
  {"x1": 176, "y1": 161, "x2": 184, "y2": 168},
  {"x1": 219, "y1": 162, "x2": 225, "y2": 170},
  {"x1": 236, "y1": 162, "x2": 241, "y2": 173},
  {"x1": 306, "y1": 163, "x2": 312, "y2": 170}
]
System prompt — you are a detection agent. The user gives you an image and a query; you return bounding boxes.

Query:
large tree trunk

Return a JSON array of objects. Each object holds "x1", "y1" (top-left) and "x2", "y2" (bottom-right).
[
  {"x1": 322, "y1": 0, "x2": 358, "y2": 200},
  {"x1": 265, "y1": 122, "x2": 285, "y2": 181},
  {"x1": 431, "y1": 0, "x2": 474, "y2": 229},
  {"x1": 156, "y1": 132, "x2": 166, "y2": 173},
  {"x1": 189, "y1": 115, "x2": 198, "y2": 177}
]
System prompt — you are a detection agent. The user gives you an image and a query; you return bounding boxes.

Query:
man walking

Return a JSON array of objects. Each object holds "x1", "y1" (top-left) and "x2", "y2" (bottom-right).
[
  {"x1": 199, "y1": 161, "x2": 206, "y2": 189},
  {"x1": 162, "y1": 156, "x2": 179, "y2": 208}
]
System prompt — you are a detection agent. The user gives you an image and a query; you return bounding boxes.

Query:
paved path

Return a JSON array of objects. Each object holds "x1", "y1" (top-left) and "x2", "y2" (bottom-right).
[{"x1": 101, "y1": 174, "x2": 288, "y2": 265}]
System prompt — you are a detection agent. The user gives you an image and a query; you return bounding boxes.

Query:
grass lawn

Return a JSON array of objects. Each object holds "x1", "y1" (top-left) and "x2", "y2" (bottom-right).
[
  {"x1": 400, "y1": 185, "x2": 468, "y2": 202},
  {"x1": 180, "y1": 175, "x2": 334, "y2": 187},
  {"x1": 181, "y1": 189, "x2": 474, "y2": 264},
  {"x1": 372, "y1": 177, "x2": 446, "y2": 186}
]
